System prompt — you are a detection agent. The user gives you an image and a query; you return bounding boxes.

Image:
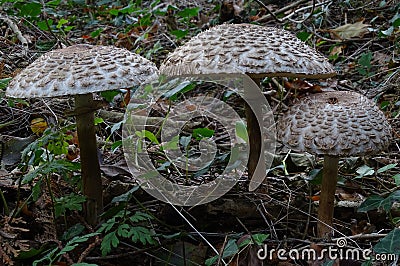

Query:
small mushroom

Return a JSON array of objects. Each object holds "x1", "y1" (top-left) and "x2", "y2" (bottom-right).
[
  {"x1": 277, "y1": 91, "x2": 392, "y2": 238},
  {"x1": 6, "y1": 44, "x2": 158, "y2": 225},
  {"x1": 160, "y1": 23, "x2": 336, "y2": 190}
]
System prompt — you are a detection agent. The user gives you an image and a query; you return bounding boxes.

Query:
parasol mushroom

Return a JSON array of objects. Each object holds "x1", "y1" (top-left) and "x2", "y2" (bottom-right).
[
  {"x1": 6, "y1": 44, "x2": 159, "y2": 225},
  {"x1": 160, "y1": 23, "x2": 336, "y2": 191},
  {"x1": 277, "y1": 91, "x2": 392, "y2": 238}
]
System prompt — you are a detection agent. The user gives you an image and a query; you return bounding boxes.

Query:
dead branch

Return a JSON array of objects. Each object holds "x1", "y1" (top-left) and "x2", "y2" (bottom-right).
[{"x1": 0, "y1": 14, "x2": 28, "y2": 47}]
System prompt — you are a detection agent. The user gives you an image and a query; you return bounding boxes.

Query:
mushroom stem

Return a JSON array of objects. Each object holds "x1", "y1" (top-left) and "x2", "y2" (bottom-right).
[
  {"x1": 75, "y1": 93, "x2": 103, "y2": 225},
  {"x1": 317, "y1": 155, "x2": 339, "y2": 238},
  {"x1": 245, "y1": 77, "x2": 266, "y2": 190}
]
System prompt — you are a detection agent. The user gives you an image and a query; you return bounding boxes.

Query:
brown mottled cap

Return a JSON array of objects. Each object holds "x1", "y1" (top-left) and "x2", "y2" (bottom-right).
[
  {"x1": 6, "y1": 44, "x2": 159, "y2": 98},
  {"x1": 160, "y1": 23, "x2": 336, "y2": 78},
  {"x1": 277, "y1": 91, "x2": 392, "y2": 156}
]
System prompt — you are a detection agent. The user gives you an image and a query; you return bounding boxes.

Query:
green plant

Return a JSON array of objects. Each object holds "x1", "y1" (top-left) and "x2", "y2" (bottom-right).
[
  {"x1": 205, "y1": 233, "x2": 269, "y2": 266},
  {"x1": 15, "y1": 126, "x2": 82, "y2": 219},
  {"x1": 357, "y1": 52, "x2": 374, "y2": 76},
  {"x1": 97, "y1": 187, "x2": 156, "y2": 256},
  {"x1": 32, "y1": 232, "x2": 99, "y2": 266}
]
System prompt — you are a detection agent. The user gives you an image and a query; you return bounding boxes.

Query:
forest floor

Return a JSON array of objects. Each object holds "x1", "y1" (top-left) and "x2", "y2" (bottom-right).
[{"x1": 0, "y1": 0, "x2": 399, "y2": 265}]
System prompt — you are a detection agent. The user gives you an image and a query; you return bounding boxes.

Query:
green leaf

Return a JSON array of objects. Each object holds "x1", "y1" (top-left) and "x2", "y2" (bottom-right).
[
  {"x1": 179, "y1": 135, "x2": 192, "y2": 150},
  {"x1": 109, "y1": 9, "x2": 119, "y2": 16},
  {"x1": 101, "y1": 232, "x2": 119, "y2": 256},
  {"x1": 162, "y1": 81, "x2": 196, "y2": 100},
  {"x1": 37, "y1": 20, "x2": 51, "y2": 31},
  {"x1": 117, "y1": 224, "x2": 130, "y2": 238},
  {"x1": 129, "y1": 226, "x2": 155, "y2": 245},
  {"x1": 306, "y1": 168, "x2": 323, "y2": 185},
  {"x1": 161, "y1": 135, "x2": 179, "y2": 151},
  {"x1": 390, "y1": 13, "x2": 400, "y2": 26},
  {"x1": 358, "y1": 191, "x2": 400, "y2": 213},
  {"x1": 251, "y1": 233, "x2": 269, "y2": 245},
  {"x1": 19, "y1": 2, "x2": 42, "y2": 17},
  {"x1": 135, "y1": 130, "x2": 160, "y2": 145},
  {"x1": 60, "y1": 233, "x2": 99, "y2": 257},
  {"x1": 17, "y1": 246, "x2": 47, "y2": 260},
  {"x1": 47, "y1": 0, "x2": 61, "y2": 7},
  {"x1": 56, "y1": 18, "x2": 68, "y2": 29},
  {"x1": 0, "y1": 78, "x2": 12, "y2": 89},
  {"x1": 90, "y1": 28, "x2": 104, "y2": 38},
  {"x1": 355, "y1": 165, "x2": 374, "y2": 178},
  {"x1": 62, "y1": 224, "x2": 85, "y2": 241},
  {"x1": 358, "y1": 195, "x2": 384, "y2": 212},
  {"x1": 323, "y1": 261, "x2": 336, "y2": 266},
  {"x1": 193, "y1": 128, "x2": 214, "y2": 140},
  {"x1": 22, "y1": 160, "x2": 80, "y2": 183},
  {"x1": 100, "y1": 90, "x2": 120, "y2": 102},
  {"x1": 377, "y1": 163, "x2": 397, "y2": 173},
  {"x1": 111, "y1": 140, "x2": 122, "y2": 152},
  {"x1": 393, "y1": 174, "x2": 400, "y2": 186},
  {"x1": 170, "y1": 29, "x2": 188, "y2": 39},
  {"x1": 94, "y1": 117, "x2": 104, "y2": 125},
  {"x1": 235, "y1": 121, "x2": 248, "y2": 143},
  {"x1": 296, "y1": 31, "x2": 312, "y2": 42},
  {"x1": 373, "y1": 228, "x2": 400, "y2": 254},
  {"x1": 381, "y1": 26, "x2": 394, "y2": 36},
  {"x1": 54, "y1": 194, "x2": 86, "y2": 218},
  {"x1": 111, "y1": 186, "x2": 139, "y2": 203},
  {"x1": 358, "y1": 52, "x2": 372, "y2": 69},
  {"x1": 129, "y1": 211, "x2": 153, "y2": 222},
  {"x1": 177, "y1": 7, "x2": 200, "y2": 18}
]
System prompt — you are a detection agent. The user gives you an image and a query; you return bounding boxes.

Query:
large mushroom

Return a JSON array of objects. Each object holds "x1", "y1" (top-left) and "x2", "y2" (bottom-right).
[
  {"x1": 277, "y1": 91, "x2": 392, "y2": 238},
  {"x1": 6, "y1": 44, "x2": 158, "y2": 225},
  {"x1": 160, "y1": 23, "x2": 336, "y2": 191}
]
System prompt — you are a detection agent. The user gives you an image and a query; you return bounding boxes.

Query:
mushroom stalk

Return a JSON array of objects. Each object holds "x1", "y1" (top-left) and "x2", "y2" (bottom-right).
[
  {"x1": 245, "y1": 77, "x2": 266, "y2": 190},
  {"x1": 317, "y1": 155, "x2": 339, "y2": 238},
  {"x1": 75, "y1": 93, "x2": 103, "y2": 225}
]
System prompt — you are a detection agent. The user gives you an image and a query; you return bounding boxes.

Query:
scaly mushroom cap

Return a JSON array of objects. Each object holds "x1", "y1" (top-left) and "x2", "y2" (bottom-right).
[
  {"x1": 6, "y1": 44, "x2": 159, "y2": 98},
  {"x1": 160, "y1": 23, "x2": 336, "y2": 78},
  {"x1": 278, "y1": 91, "x2": 392, "y2": 156}
]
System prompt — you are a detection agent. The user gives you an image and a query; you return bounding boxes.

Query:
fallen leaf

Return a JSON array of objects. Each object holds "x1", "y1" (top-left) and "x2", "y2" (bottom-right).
[
  {"x1": 284, "y1": 80, "x2": 322, "y2": 93},
  {"x1": 30, "y1": 117, "x2": 47, "y2": 135},
  {"x1": 331, "y1": 21, "x2": 370, "y2": 39},
  {"x1": 329, "y1": 45, "x2": 345, "y2": 57}
]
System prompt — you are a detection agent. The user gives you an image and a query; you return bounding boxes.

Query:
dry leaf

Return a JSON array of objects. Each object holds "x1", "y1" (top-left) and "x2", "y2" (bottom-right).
[
  {"x1": 30, "y1": 117, "x2": 47, "y2": 135},
  {"x1": 329, "y1": 45, "x2": 345, "y2": 57},
  {"x1": 331, "y1": 21, "x2": 370, "y2": 39}
]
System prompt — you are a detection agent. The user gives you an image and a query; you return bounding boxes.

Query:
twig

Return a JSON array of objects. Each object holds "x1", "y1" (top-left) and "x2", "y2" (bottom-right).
[
  {"x1": 255, "y1": 0, "x2": 309, "y2": 23},
  {"x1": 254, "y1": 0, "x2": 322, "y2": 24},
  {"x1": 0, "y1": 14, "x2": 28, "y2": 47},
  {"x1": 77, "y1": 235, "x2": 102, "y2": 263},
  {"x1": 331, "y1": 233, "x2": 387, "y2": 242}
]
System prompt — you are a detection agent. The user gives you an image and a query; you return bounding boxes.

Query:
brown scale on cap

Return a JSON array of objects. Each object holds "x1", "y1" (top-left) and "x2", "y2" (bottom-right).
[
  {"x1": 160, "y1": 23, "x2": 336, "y2": 78},
  {"x1": 278, "y1": 91, "x2": 391, "y2": 157},
  {"x1": 7, "y1": 44, "x2": 158, "y2": 98}
]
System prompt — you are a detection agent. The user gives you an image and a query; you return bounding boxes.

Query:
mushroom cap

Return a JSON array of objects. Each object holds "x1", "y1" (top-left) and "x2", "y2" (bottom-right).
[
  {"x1": 277, "y1": 91, "x2": 392, "y2": 157},
  {"x1": 6, "y1": 44, "x2": 159, "y2": 98},
  {"x1": 160, "y1": 23, "x2": 336, "y2": 78}
]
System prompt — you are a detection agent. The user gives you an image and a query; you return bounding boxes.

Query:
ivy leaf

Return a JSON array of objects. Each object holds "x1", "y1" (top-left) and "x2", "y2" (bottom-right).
[
  {"x1": 355, "y1": 164, "x2": 374, "y2": 178},
  {"x1": 373, "y1": 228, "x2": 400, "y2": 254},
  {"x1": 377, "y1": 163, "x2": 397, "y2": 173}
]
